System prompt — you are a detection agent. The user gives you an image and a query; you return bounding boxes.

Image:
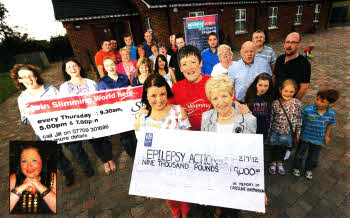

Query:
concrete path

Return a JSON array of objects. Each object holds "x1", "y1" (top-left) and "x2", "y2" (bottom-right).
[{"x1": 0, "y1": 26, "x2": 349, "y2": 217}]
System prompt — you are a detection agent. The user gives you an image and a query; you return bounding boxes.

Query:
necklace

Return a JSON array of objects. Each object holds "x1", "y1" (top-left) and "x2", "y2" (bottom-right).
[{"x1": 218, "y1": 109, "x2": 234, "y2": 120}]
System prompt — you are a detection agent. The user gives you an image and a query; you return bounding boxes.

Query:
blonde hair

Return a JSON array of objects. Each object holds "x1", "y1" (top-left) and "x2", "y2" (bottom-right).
[
  {"x1": 205, "y1": 74, "x2": 234, "y2": 100},
  {"x1": 217, "y1": 44, "x2": 233, "y2": 62},
  {"x1": 119, "y1": 47, "x2": 130, "y2": 55},
  {"x1": 103, "y1": 56, "x2": 116, "y2": 64},
  {"x1": 136, "y1": 58, "x2": 153, "y2": 77}
]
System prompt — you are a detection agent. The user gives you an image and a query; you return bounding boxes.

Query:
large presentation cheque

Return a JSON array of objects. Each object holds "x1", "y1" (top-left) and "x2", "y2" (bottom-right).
[
  {"x1": 26, "y1": 86, "x2": 142, "y2": 143},
  {"x1": 129, "y1": 129, "x2": 265, "y2": 213}
]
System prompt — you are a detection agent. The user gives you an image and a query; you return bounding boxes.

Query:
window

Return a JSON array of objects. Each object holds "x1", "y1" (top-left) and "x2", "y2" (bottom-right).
[
  {"x1": 295, "y1": 5, "x2": 303, "y2": 25},
  {"x1": 268, "y1": 7, "x2": 278, "y2": 29},
  {"x1": 145, "y1": 17, "x2": 152, "y2": 31},
  {"x1": 235, "y1": 9, "x2": 247, "y2": 34},
  {"x1": 189, "y1": 11, "x2": 204, "y2": 17},
  {"x1": 314, "y1": 4, "x2": 321, "y2": 22}
]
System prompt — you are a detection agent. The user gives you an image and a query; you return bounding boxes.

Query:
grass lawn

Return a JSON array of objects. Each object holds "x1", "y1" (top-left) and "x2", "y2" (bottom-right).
[{"x1": 0, "y1": 72, "x2": 18, "y2": 104}]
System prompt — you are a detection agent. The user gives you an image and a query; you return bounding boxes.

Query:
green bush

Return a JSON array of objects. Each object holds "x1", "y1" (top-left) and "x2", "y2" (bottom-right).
[{"x1": 0, "y1": 72, "x2": 18, "y2": 103}]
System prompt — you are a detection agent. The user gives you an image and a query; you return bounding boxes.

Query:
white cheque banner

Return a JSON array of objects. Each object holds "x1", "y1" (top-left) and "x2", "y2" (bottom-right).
[
  {"x1": 129, "y1": 129, "x2": 265, "y2": 213},
  {"x1": 26, "y1": 86, "x2": 143, "y2": 143}
]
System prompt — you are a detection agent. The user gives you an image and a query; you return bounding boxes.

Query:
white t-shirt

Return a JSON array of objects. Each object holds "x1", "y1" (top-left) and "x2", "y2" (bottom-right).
[
  {"x1": 211, "y1": 63, "x2": 229, "y2": 76},
  {"x1": 216, "y1": 122, "x2": 235, "y2": 133}
]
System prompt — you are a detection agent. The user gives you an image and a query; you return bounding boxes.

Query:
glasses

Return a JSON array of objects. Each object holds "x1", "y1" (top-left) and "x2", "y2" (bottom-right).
[
  {"x1": 284, "y1": 41, "x2": 300, "y2": 45},
  {"x1": 19, "y1": 75, "x2": 35, "y2": 80}
]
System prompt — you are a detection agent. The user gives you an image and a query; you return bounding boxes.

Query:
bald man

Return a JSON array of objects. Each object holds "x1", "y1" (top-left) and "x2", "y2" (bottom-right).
[
  {"x1": 228, "y1": 41, "x2": 272, "y2": 102},
  {"x1": 273, "y1": 32, "x2": 311, "y2": 99}
]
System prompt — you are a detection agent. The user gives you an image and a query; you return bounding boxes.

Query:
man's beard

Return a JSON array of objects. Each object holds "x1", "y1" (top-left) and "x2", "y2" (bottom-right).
[{"x1": 285, "y1": 50, "x2": 296, "y2": 56}]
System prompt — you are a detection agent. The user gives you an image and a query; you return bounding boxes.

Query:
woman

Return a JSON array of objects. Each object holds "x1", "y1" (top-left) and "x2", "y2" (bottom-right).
[
  {"x1": 201, "y1": 74, "x2": 256, "y2": 217},
  {"x1": 117, "y1": 47, "x2": 137, "y2": 84},
  {"x1": 10, "y1": 145, "x2": 56, "y2": 213},
  {"x1": 136, "y1": 44, "x2": 147, "y2": 60},
  {"x1": 60, "y1": 58, "x2": 116, "y2": 174},
  {"x1": 132, "y1": 58, "x2": 153, "y2": 86},
  {"x1": 135, "y1": 74, "x2": 191, "y2": 218},
  {"x1": 10, "y1": 64, "x2": 82, "y2": 187},
  {"x1": 167, "y1": 34, "x2": 177, "y2": 56},
  {"x1": 99, "y1": 57, "x2": 137, "y2": 158},
  {"x1": 149, "y1": 42, "x2": 158, "y2": 69},
  {"x1": 158, "y1": 43, "x2": 172, "y2": 65},
  {"x1": 154, "y1": 54, "x2": 176, "y2": 87},
  {"x1": 211, "y1": 44, "x2": 234, "y2": 77}
]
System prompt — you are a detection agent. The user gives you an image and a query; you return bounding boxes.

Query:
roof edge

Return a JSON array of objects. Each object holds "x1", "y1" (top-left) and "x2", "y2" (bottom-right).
[{"x1": 57, "y1": 13, "x2": 139, "y2": 22}]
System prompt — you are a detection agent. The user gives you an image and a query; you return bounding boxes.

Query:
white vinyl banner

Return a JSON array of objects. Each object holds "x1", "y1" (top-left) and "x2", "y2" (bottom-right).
[
  {"x1": 129, "y1": 129, "x2": 265, "y2": 213},
  {"x1": 26, "y1": 86, "x2": 143, "y2": 143}
]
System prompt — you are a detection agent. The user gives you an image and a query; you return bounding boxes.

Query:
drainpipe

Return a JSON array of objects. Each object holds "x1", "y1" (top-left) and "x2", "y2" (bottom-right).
[{"x1": 166, "y1": 0, "x2": 172, "y2": 34}]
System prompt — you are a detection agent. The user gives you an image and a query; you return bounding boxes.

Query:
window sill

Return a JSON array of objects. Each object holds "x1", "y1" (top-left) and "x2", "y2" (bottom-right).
[
  {"x1": 294, "y1": 23, "x2": 303, "y2": 26},
  {"x1": 235, "y1": 31, "x2": 248, "y2": 35},
  {"x1": 268, "y1": 26, "x2": 278, "y2": 30},
  {"x1": 313, "y1": 20, "x2": 320, "y2": 23}
]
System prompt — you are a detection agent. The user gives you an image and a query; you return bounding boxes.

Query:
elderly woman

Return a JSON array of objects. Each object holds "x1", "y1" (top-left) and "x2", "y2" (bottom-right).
[
  {"x1": 201, "y1": 74, "x2": 256, "y2": 133},
  {"x1": 117, "y1": 47, "x2": 137, "y2": 84},
  {"x1": 10, "y1": 145, "x2": 56, "y2": 213},
  {"x1": 100, "y1": 57, "x2": 137, "y2": 158},
  {"x1": 211, "y1": 44, "x2": 233, "y2": 77},
  {"x1": 201, "y1": 74, "x2": 256, "y2": 217},
  {"x1": 10, "y1": 64, "x2": 86, "y2": 187}
]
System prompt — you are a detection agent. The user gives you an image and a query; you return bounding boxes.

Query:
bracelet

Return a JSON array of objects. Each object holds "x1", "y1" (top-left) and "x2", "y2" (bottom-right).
[
  {"x1": 11, "y1": 189, "x2": 22, "y2": 197},
  {"x1": 41, "y1": 188, "x2": 51, "y2": 198}
]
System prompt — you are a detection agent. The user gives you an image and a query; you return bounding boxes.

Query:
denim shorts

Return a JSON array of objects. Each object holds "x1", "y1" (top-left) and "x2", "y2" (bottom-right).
[{"x1": 268, "y1": 131, "x2": 293, "y2": 148}]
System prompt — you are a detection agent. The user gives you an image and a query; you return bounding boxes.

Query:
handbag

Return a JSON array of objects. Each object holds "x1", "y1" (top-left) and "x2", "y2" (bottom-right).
[{"x1": 278, "y1": 99, "x2": 298, "y2": 149}]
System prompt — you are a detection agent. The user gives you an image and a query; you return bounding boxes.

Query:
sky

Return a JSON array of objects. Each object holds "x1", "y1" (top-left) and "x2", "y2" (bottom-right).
[{"x1": 1, "y1": 0, "x2": 66, "y2": 40}]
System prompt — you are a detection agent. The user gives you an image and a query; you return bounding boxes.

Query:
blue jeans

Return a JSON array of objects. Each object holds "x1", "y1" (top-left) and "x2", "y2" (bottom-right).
[
  {"x1": 269, "y1": 131, "x2": 293, "y2": 149},
  {"x1": 293, "y1": 140, "x2": 322, "y2": 171}
]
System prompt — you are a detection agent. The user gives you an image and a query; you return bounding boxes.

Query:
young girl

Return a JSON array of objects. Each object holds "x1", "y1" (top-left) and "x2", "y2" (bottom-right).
[
  {"x1": 132, "y1": 58, "x2": 153, "y2": 86},
  {"x1": 135, "y1": 73, "x2": 191, "y2": 218},
  {"x1": 269, "y1": 79, "x2": 302, "y2": 175},
  {"x1": 154, "y1": 54, "x2": 176, "y2": 87},
  {"x1": 245, "y1": 73, "x2": 274, "y2": 141}
]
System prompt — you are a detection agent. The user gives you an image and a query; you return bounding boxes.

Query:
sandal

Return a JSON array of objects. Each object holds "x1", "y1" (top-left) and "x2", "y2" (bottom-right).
[
  {"x1": 277, "y1": 163, "x2": 285, "y2": 175},
  {"x1": 104, "y1": 162, "x2": 111, "y2": 174},
  {"x1": 305, "y1": 171, "x2": 313, "y2": 180},
  {"x1": 293, "y1": 169, "x2": 300, "y2": 177},
  {"x1": 109, "y1": 160, "x2": 117, "y2": 171},
  {"x1": 269, "y1": 164, "x2": 276, "y2": 175}
]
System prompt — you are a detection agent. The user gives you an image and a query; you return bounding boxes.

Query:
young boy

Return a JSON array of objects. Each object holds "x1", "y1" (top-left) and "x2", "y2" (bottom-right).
[{"x1": 293, "y1": 89, "x2": 339, "y2": 179}]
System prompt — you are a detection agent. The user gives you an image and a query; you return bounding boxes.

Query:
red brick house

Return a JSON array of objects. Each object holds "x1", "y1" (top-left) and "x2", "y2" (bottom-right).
[{"x1": 52, "y1": 0, "x2": 333, "y2": 73}]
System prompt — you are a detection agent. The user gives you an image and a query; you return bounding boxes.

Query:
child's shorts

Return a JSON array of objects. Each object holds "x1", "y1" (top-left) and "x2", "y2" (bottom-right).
[{"x1": 269, "y1": 131, "x2": 293, "y2": 149}]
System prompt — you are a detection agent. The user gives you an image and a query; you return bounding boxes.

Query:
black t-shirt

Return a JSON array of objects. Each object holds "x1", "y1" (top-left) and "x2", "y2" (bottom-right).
[
  {"x1": 273, "y1": 54, "x2": 311, "y2": 90},
  {"x1": 169, "y1": 52, "x2": 185, "y2": 82}
]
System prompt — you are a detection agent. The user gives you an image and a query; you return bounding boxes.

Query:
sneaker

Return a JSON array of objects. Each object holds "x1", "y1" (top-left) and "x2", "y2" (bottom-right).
[
  {"x1": 269, "y1": 164, "x2": 276, "y2": 175},
  {"x1": 305, "y1": 171, "x2": 313, "y2": 180},
  {"x1": 277, "y1": 163, "x2": 285, "y2": 175},
  {"x1": 284, "y1": 150, "x2": 291, "y2": 160},
  {"x1": 293, "y1": 169, "x2": 300, "y2": 177}
]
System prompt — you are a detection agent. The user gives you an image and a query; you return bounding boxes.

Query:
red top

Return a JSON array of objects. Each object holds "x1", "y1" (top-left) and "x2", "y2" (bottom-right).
[
  {"x1": 94, "y1": 50, "x2": 117, "y2": 73},
  {"x1": 304, "y1": 46, "x2": 311, "y2": 52},
  {"x1": 169, "y1": 74, "x2": 212, "y2": 130}
]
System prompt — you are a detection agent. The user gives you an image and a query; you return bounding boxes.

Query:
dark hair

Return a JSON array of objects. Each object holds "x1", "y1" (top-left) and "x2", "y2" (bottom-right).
[
  {"x1": 208, "y1": 32, "x2": 217, "y2": 40},
  {"x1": 100, "y1": 40, "x2": 110, "y2": 47},
  {"x1": 141, "y1": 73, "x2": 173, "y2": 117},
  {"x1": 317, "y1": 89, "x2": 339, "y2": 104},
  {"x1": 158, "y1": 43, "x2": 167, "y2": 49},
  {"x1": 177, "y1": 45, "x2": 202, "y2": 64},
  {"x1": 175, "y1": 33, "x2": 185, "y2": 41},
  {"x1": 10, "y1": 64, "x2": 44, "y2": 91},
  {"x1": 61, "y1": 58, "x2": 87, "y2": 81},
  {"x1": 154, "y1": 54, "x2": 169, "y2": 75},
  {"x1": 137, "y1": 44, "x2": 147, "y2": 59},
  {"x1": 245, "y1": 73, "x2": 274, "y2": 109},
  {"x1": 123, "y1": 33, "x2": 132, "y2": 40},
  {"x1": 150, "y1": 42, "x2": 158, "y2": 50}
]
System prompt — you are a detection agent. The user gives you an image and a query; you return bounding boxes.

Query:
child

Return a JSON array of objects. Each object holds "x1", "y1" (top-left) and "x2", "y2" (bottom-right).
[
  {"x1": 269, "y1": 79, "x2": 302, "y2": 175},
  {"x1": 304, "y1": 44, "x2": 315, "y2": 59},
  {"x1": 293, "y1": 89, "x2": 339, "y2": 179},
  {"x1": 132, "y1": 57, "x2": 153, "y2": 86},
  {"x1": 245, "y1": 73, "x2": 274, "y2": 141}
]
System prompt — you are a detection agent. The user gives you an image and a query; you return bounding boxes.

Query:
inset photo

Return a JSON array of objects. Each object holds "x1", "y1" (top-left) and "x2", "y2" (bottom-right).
[{"x1": 9, "y1": 141, "x2": 57, "y2": 214}]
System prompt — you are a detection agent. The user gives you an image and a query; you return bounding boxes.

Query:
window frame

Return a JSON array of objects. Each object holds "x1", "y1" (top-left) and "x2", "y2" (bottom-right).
[
  {"x1": 268, "y1": 7, "x2": 278, "y2": 30},
  {"x1": 313, "y1": 4, "x2": 321, "y2": 23},
  {"x1": 294, "y1": 5, "x2": 303, "y2": 25},
  {"x1": 189, "y1": 11, "x2": 204, "y2": 17},
  {"x1": 235, "y1": 8, "x2": 247, "y2": 34}
]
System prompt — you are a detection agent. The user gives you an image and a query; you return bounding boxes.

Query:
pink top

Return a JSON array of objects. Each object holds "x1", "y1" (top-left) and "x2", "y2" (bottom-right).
[{"x1": 117, "y1": 60, "x2": 137, "y2": 83}]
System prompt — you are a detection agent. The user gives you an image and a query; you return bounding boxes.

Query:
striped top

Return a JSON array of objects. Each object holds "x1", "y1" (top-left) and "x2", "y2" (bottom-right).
[{"x1": 255, "y1": 45, "x2": 277, "y2": 65}]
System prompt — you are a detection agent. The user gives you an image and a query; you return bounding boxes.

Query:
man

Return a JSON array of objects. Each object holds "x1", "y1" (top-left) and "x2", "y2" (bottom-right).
[
  {"x1": 228, "y1": 41, "x2": 272, "y2": 103},
  {"x1": 143, "y1": 31, "x2": 155, "y2": 57},
  {"x1": 123, "y1": 34, "x2": 137, "y2": 60},
  {"x1": 201, "y1": 32, "x2": 219, "y2": 76},
  {"x1": 94, "y1": 41, "x2": 117, "y2": 78},
  {"x1": 167, "y1": 34, "x2": 177, "y2": 56},
  {"x1": 274, "y1": 32, "x2": 311, "y2": 100},
  {"x1": 169, "y1": 33, "x2": 186, "y2": 82},
  {"x1": 252, "y1": 30, "x2": 277, "y2": 72},
  {"x1": 110, "y1": 39, "x2": 122, "y2": 64}
]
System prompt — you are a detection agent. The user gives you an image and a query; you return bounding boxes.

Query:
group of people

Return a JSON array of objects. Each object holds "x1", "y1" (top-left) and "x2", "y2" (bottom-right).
[{"x1": 9, "y1": 29, "x2": 339, "y2": 217}]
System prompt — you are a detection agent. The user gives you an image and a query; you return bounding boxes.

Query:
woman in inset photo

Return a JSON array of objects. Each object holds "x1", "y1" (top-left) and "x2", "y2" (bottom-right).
[{"x1": 10, "y1": 141, "x2": 57, "y2": 214}]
